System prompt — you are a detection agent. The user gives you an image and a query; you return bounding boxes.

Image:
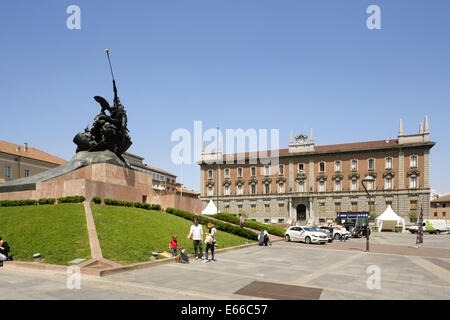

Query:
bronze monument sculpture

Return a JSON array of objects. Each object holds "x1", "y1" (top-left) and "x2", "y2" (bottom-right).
[{"x1": 73, "y1": 49, "x2": 132, "y2": 162}]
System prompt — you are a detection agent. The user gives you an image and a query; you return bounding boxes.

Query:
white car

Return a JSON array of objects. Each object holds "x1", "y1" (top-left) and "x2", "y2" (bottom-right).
[{"x1": 284, "y1": 226, "x2": 328, "y2": 244}]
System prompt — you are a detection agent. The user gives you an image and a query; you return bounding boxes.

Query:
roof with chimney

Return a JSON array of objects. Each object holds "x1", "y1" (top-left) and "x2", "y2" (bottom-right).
[{"x1": 0, "y1": 140, "x2": 67, "y2": 165}]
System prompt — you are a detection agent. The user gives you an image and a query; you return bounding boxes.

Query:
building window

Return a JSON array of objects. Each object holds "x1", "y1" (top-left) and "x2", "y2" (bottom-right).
[
  {"x1": 264, "y1": 165, "x2": 270, "y2": 176},
  {"x1": 279, "y1": 164, "x2": 284, "y2": 175},
  {"x1": 298, "y1": 181, "x2": 305, "y2": 192},
  {"x1": 237, "y1": 204, "x2": 243, "y2": 213},
  {"x1": 298, "y1": 163, "x2": 304, "y2": 172},
  {"x1": 279, "y1": 183, "x2": 284, "y2": 193},
  {"x1": 443, "y1": 212, "x2": 446, "y2": 217},
  {"x1": 351, "y1": 159, "x2": 358, "y2": 171},
  {"x1": 5, "y1": 166, "x2": 11, "y2": 178},
  {"x1": 208, "y1": 170, "x2": 213, "y2": 179},
  {"x1": 264, "y1": 219, "x2": 270, "y2": 224},
  {"x1": 335, "y1": 203, "x2": 341, "y2": 213},
  {"x1": 251, "y1": 204, "x2": 256, "y2": 213},
  {"x1": 319, "y1": 162, "x2": 325, "y2": 173},
  {"x1": 335, "y1": 180, "x2": 341, "y2": 191},
  {"x1": 410, "y1": 155, "x2": 418, "y2": 168},
  {"x1": 224, "y1": 185, "x2": 230, "y2": 196},
  {"x1": 319, "y1": 181, "x2": 325, "y2": 192},
  {"x1": 385, "y1": 157, "x2": 393, "y2": 170},
  {"x1": 265, "y1": 183, "x2": 270, "y2": 194},
  {"x1": 386, "y1": 201, "x2": 392, "y2": 208},
  {"x1": 351, "y1": 179, "x2": 357, "y2": 191},
  {"x1": 434, "y1": 212, "x2": 437, "y2": 217},
  {"x1": 237, "y1": 167, "x2": 243, "y2": 178},
  {"x1": 237, "y1": 184, "x2": 243, "y2": 195},
  {"x1": 278, "y1": 203, "x2": 284, "y2": 214},
  {"x1": 251, "y1": 184, "x2": 256, "y2": 194},
  {"x1": 207, "y1": 186, "x2": 213, "y2": 196},
  {"x1": 365, "y1": 177, "x2": 374, "y2": 190},
  {"x1": 24, "y1": 169, "x2": 30, "y2": 177},
  {"x1": 251, "y1": 166, "x2": 256, "y2": 177},
  {"x1": 224, "y1": 205, "x2": 230, "y2": 213},
  {"x1": 351, "y1": 202, "x2": 358, "y2": 212},
  {"x1": 410, "y1": 177, "x2": 417, "y2": 189},
  {"x1": 264, "y1": 204, "x2": 270, "y2": 213},
  {"x1": 368, "y1": 158, "x2": 375, "y2": 171},
  {"x1": 224, "y1": 168, "x2": 230, "y2": 178},
  {"x1": 410, "y1": 201, "x2": 417, "y2": 211},
  {"x1": 319, "y1": 203, "x2": 325, "y2": 213},
  {"x1": 385, "y1": 177, "x2": 392, "y2": 189},
  {"x1": 335, "y1": 160, "x2": 341, "y2": 172},
  {"x1": 278, "y1": 219, "x2": 285, "y2": 223},
  {"x1": 368, "y1": 202, "x2": 375, "y2": 212}
]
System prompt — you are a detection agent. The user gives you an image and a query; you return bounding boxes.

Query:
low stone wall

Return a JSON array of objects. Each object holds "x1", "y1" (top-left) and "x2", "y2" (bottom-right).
[{"x1": 0, "y1": 163, "x2": 201, "y2": 213}]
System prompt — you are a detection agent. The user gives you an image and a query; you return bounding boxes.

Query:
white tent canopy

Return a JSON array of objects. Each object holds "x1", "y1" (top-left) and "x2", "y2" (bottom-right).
[
  {"x1": 375, "y1": 205, "x2": 405, "y2": 232},
  {"x1": 201, "y1": 200, "x2": 218, "y2": 216}
]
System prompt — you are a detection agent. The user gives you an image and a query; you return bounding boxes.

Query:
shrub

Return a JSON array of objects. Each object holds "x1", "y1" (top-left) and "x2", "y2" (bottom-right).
[
  {"x1": 369, "y1": 212, "x2": 378, "y2": 222},
  {"x1": 0, "y1": 199, "x2": 38, "y2": 207},
  {"x1": 213, "y1": 212, "x2": 286, "y2": 237},
  {"x1": 38, "y1": 198, "x2": 56, "y2": 205},
  {"x1": 165, "y1": 207, "x2": 258, "y2": 240},
  {"x1": 409, "y1": 211, "x2": 418, "y2": 223},
  {"x1": 134, "y1": 202, "x2": 151, "y2": 210},
  {"x1": 151, "y1": 204, "x2": 161, "y2": 211},
  {"x1": 92, "y1": 196, "x2": 102, "y2": 204},
  {"x1": 57, "y1": 196, "x2": 86, "y2": 203},
  {"x1": 103, "y1": 198, "x2": 133, "y2": 207}
]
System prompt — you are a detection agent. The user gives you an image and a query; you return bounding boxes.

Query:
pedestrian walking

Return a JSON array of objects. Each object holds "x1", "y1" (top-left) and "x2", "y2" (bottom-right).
[
  {"x1": 169, "y1": 234, "x2": 178, "y2": 257},
  {"x1": 239, "y1": 214, "x2": 246, "y2": 228},
  {"x1": 204, "y1": 222, "x2": 217, "y2": 262},
  {"x1": 187, "y1": 217, "x2": 204, "y2": 260}
]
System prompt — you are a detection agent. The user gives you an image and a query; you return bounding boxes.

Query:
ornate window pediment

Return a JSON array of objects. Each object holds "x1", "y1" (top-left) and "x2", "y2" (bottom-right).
[
  {"x1": 235, "y1": 178, "x2": 245, "y2": 186},
  {"x1": 206, "y1": 181, "x2": 215, "y2": 188},
  {"x1": 332, "y1": 174, "x2": 344, "y2": 181},
  {"x1": 348, "y1": 172, "x2": 360, "y2": 180},
  {"x1": 366, "y1": 172, "x2": 378, "y2": 179},
  {"x1": 316, "y1": 173, "x2": 327, "y2": 182},
  {"x1": 223, "y1": 179, "x2": 232, "y2": 187},
  {"x1": 248, "y1": 178, "x2": 258, "y2": 185},
  {"x1": 407, "y1": 169, "x2": 420, "y2": 177},
  {"x1": 276, "y1": 176, "x2": 286, "y2": 184},
  {"x1": 382, "y1": 171, "x2": 395, "y2": 178},
  {"x1": 262, "y1": 177, "x2": 272, "y2": 184},
  {"x1": 295, "y1": 172, "x2": 307, "y2": 182}
]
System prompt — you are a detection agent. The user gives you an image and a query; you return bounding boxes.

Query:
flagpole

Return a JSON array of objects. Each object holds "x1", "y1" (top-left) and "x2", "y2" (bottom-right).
[{"x1": 216, "y1": 127, "x2": 220, "y2": 214}]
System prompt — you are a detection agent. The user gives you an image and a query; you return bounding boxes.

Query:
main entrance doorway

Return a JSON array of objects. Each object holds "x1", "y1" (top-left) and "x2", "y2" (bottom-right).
[{"x1": 296, "y1": 204, "x2": 307, "y2": 223}]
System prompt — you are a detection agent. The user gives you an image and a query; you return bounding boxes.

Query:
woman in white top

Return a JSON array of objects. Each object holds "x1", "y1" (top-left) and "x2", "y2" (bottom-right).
[{"x1": 204, "y1": 222, "x2": 217, "y2": 262}]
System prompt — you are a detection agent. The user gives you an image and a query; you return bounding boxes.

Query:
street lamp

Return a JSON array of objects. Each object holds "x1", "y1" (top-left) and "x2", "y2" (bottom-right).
[{"x1": 361, "y1": 175, "x2": 375, "y2": 252}]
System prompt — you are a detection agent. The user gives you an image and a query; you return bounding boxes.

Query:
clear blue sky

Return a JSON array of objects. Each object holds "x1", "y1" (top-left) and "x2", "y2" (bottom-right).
[{"x1": 1, "y1": 1, "x2": 449, "y2": 193}]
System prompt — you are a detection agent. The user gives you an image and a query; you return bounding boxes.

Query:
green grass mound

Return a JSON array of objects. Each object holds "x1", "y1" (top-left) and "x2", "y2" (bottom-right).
[
  {"x1": 92, "y1": 206, "x2": 252, "y2": 265},
  {"x1": 212, "y1": 212, "x2": 286, "y2": 237},
  {"x1": 0, "y1": 204, "x2": 91, "y2": 265}
]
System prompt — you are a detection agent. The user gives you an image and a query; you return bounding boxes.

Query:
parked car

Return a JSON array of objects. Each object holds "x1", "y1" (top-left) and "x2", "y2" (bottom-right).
[
  {"x1": 409, "y1": 219, "x2": 448, "y2": 234},
  {"x1": 319, "y1": 226, "x2": 350, "y2": 240},
  {"x1": 284, "y1": 226, "x2": 328, "y2": 244},
  {"x1": 313, "y1": 226, "x2": 334, "y2": 242}
]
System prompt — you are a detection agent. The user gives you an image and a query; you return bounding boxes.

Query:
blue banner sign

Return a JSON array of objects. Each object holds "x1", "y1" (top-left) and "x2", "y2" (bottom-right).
[{"x1": 337, "y1": 212, "x2": 369, "y2": 218}]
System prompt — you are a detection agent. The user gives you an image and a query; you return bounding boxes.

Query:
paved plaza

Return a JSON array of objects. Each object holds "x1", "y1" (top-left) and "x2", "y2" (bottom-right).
[{"x1": 0, "y1": 232, "x2": 449, "y2": 300}]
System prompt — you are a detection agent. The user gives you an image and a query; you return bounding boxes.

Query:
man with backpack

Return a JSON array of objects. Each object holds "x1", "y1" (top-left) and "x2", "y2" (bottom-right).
[{"x1": 0, "y1": 236, "x2": 11, "y2": 267}]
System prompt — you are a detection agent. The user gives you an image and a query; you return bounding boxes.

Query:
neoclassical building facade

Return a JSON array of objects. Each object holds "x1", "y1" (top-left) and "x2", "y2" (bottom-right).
[{"x1": 198, "y1": 117, "x2": 435, "y2": 225}]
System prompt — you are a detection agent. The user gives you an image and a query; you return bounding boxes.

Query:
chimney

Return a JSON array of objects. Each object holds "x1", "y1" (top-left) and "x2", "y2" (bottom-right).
[
  {"x1": 16, "y1": 146, "x2": 21, "y2": 152},
  {"x1": 289, "y1": 130, "x2": 293, "y2": 145},
  {"x1": 310, "y1": 128, "x2": 314, "y2": 144},
  {"x1": 24, "y1": 143, "x2": 28, "y2": 152},
  {"x1": 419, "y1": 123, "x2": 424, "y2": 134},
  {"x1": 399, "y1": 119, "x2": 404, "y2": 136}
]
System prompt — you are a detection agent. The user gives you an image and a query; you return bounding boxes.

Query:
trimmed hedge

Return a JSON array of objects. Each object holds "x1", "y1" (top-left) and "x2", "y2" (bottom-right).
[
  {"x1": 57, "y1": 196, "x2": 86, "y2": 204},
  {"x1": 212, "y1": 212, "x2": 286, "y2": 237},
  {"x1": 38, "y1": 198, "x2": 56, "y2": 205},
  {"x1": 0, "y1": 199, "x2": 37, "y2": 207},
  {"x1": 103, "y1": 198, "x2": 161, "y2": 211},
  {"x1": 92, "y1": 196, "x2": 102, "y2": 204},
  {"x1": 166, "y1": 207, "x2": 258, "y2": 240}
]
